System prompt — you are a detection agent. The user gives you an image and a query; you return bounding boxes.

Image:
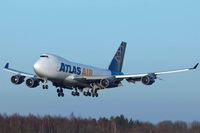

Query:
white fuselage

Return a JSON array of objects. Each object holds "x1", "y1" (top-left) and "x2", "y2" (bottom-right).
[{"x1": 33, "y1": 54, "x2": 112, "y2": 88}]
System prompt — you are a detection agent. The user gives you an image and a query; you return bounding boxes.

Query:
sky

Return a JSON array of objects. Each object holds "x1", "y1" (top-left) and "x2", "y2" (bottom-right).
[{"x1": 0, "y1": 0, "x2": 199, "y2": 123}]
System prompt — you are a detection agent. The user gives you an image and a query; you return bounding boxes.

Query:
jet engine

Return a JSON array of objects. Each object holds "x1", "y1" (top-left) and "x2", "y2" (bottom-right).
[
  {"x1": 141, "y1": 74, "x2": 156, "y2": 85},
  {"x1": 26, "y1": 78, "x2": 40, "y2": 88},
  {"x1": 11, "y1": 75, "x2": 25, "y2": 85},
  {"x1": 100, "y1": 79, "x2": 110, "y2": 88},
  {"x1": 99, "y1": 78, "x2": 122, "y2": 88}
]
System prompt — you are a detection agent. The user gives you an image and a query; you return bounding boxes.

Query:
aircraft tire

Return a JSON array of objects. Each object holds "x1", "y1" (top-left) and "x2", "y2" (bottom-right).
[
  {"x1": 83, "y1": 92, "x2": 87, "y2": 96},
  {"x1": 72, "y1": 91, "x2": 75, "y2": 96},
  {"x1": 76, "y1": 92, "x2": 80, "y2": 96},
  {"x1": 43, "y1": 85, "x2": 48, "y2": 89}
]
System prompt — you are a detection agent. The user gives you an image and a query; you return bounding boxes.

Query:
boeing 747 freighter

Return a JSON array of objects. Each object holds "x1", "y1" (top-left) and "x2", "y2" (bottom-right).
[{"x1": 3, "y1": 42, "x2": 199, "y2": 97}]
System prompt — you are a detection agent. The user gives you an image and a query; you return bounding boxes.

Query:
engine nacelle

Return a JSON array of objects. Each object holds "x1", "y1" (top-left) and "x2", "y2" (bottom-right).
[
  {"x1": 11, "y1": 75, "x2": 25, "y2": 85},
  {"x1": 26, "y1": 78, "x2": 40, "y2": 88},
  {"x1": 141, "y1": 74, "x2": 155, "y2": 85},
  {"x1": 100, "y1": 79, "x2": 111, "y2": 88}
]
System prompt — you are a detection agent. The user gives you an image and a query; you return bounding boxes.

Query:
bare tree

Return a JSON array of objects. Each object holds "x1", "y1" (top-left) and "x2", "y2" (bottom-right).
[{"x1": 0, "y1": 114, "x2": 199, "y2": 133}]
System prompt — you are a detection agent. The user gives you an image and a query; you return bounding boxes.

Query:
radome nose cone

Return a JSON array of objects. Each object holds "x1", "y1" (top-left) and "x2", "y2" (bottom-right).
[{"x1": 33, "y1": 62, "x2": 40, "y2": 74}]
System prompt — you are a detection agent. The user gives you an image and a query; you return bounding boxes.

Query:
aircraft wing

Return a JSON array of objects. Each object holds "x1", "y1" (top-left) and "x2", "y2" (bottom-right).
[
  {"x1": 115, "y1": 63, "x2": 199, "y2": 82},
  {"x1": 3, "y1": 63, "x2": 36, "y2": 78},
  {"x1": 74, "y1": 63, "x2": 198, "y2": 83}
]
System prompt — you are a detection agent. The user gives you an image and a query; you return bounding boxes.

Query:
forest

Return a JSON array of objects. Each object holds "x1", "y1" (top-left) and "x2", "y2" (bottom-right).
[{"x1": 0, "y1": 114, "x2": 199, "y2": 133}]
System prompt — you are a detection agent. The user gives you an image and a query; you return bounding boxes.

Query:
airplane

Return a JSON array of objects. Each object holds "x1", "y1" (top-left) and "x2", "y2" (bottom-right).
[{"x1": 3, "y1": 42, "x2": 199, "y2": 97}]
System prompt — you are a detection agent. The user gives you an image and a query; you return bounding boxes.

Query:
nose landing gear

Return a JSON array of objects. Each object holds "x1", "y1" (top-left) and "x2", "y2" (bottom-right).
[
  {"x1": 42, "y1": 79, "x2": 48, "y2": 89},
  {"x1": 42, "y1": 85, "x2": 48, "y2": 89}
]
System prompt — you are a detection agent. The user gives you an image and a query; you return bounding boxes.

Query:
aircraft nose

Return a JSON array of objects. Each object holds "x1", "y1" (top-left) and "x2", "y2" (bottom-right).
[
  {"x1": 33, "y1": 59, "x2": 45, "y2": 76},
  {"x1": 33, "y1": 58, "x2": 53, "y2": 78},
  {"x1": 33, "y1": 56, "x2": 57, "y2": 78},
  {"x1": 34, "y1": 60, "x2": 42, "y2": 76}
]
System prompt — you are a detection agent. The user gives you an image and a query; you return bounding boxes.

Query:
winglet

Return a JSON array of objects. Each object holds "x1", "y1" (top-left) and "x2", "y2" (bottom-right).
[
  {"x1": 4, "y1": 63, "x2": 9, "y2": 69},
  {"x1": 190, "y1": 63, "x2": 199, "y2": 70}
]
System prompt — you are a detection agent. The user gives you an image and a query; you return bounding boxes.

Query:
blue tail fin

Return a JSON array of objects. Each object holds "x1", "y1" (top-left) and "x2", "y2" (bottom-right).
[{"x1": 108, "y1": 42, "x2": 127, "y2": 73}]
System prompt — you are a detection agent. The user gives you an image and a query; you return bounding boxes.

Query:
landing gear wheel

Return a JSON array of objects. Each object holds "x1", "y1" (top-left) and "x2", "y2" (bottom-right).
[
  {"x1": 76, "y1": 92, "x2": 80, "y2": 96},
  {"x1": 71, "y1": 91, "x2": 80, "y2": 96},
  {"x1": 72, "y1": 91, "x2": 75, "y2": 96},
  {"x1": 92, "y1": 94, "x2": 95, "y2": 97},
  {"x1": 91, "y1": 92, "x2": 98, "y2": 97},
  {"x1": 58, "y1": 92, "x2": 64, "y2": 97},
  {"x1": 42, "y1": 85, "x2": 48, "y2": 89},
  {"x1": 88, "y1": 92, "x2": 91, "y2": 97},
  {"x1": 83, "y1": 92, "x2": 87, "y2": 96},
  {"x1": 57, "y1": 88, "x2": 64, "y2": 97}
]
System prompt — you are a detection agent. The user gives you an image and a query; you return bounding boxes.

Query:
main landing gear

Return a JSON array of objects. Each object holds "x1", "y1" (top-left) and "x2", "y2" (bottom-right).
[
  {"x1": 83, "y1": 91, "x2": 91, "y2": 97},
  {"x1": 83, "y1": 90, "x2": 98, "y2": 97},
  {"x1": 90, "y1": 84, "x2": 99, "y2": 97},
  {"x1": 55, "y1": 86, "x2": 99, "y2": 98},
  {"x1": 71, "y1": 88, "x2": 80, "y2": 96},
  {"x1": 91, "y1": 89, "x2": 99, "y2": 97},
  {"x1": 57, "y1": 88, "x2": 64, "y2": 97}
]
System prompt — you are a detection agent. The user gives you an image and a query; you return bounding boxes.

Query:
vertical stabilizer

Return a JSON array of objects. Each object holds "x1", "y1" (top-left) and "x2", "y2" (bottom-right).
[{"x1": 108, "y1": 42, "x2": 127, "y2": 73}]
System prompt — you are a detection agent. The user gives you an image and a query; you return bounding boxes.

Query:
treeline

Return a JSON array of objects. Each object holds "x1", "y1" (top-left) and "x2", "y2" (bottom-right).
[{"x1": 0, "y1": 114, "x2": 199, "y2": 133}]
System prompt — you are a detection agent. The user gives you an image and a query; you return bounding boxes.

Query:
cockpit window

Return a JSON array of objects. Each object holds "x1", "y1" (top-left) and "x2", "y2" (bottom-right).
[{"x1": 40, "y1": 55, "x2": 49, "y2": 58}]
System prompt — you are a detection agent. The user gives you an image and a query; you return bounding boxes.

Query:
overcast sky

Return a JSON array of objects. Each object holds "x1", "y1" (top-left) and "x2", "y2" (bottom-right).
[{"x1": 0, "y1": 0, "x2": 199, "y2": 123}]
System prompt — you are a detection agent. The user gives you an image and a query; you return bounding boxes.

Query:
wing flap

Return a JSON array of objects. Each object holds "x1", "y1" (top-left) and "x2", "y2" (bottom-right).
[{"x1": 74, "y1": 75, "x2": 112, "y2": 81}]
